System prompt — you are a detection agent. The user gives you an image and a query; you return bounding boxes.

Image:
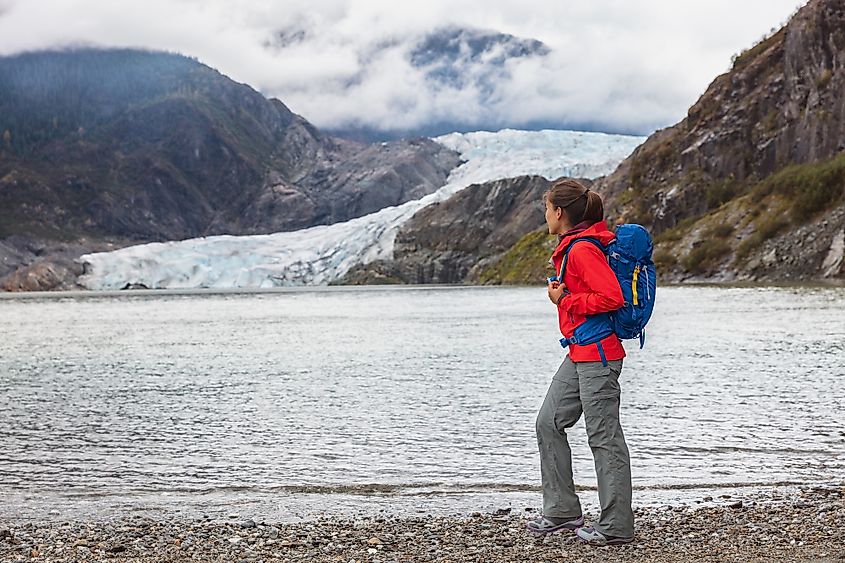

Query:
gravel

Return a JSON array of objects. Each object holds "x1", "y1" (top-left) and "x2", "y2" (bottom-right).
[{"x1": 1, "y1": 485, "x2": 842, "y2": 562}]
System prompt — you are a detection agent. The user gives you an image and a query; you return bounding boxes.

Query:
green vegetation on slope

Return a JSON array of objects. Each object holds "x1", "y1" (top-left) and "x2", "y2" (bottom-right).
[
  {"x1": 478, "y1": 229, "x2": 556, "y2": 285},
  {"x1": 650, "y1": 153, "x2": 845, "y2": 275},
  {"x1": 754, "y1": 152, "x2": 845, "y2": 221},
  {"x1": 0, "y1": 49, "x2": 202, "y2": 156},
  {"x1": 480, "y1": 151, "x2": 845, "y2": 283},
  {"x1": 682, "y1": 239, "x2": 731, "y2": 274},
  {"x1": 730, "y1": 27, "x2": 786, "y2": 71}
]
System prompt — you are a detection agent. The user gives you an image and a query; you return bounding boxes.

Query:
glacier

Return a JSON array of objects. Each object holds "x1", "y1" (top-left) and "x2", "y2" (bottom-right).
[{"x1": 78, "y1": 129, "x2": 645, "y2": 290}]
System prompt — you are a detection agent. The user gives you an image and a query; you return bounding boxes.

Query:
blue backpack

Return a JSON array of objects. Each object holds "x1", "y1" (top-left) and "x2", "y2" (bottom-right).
[{"x1": 553, "y1": 224, "x2": 657, "y2": 365}]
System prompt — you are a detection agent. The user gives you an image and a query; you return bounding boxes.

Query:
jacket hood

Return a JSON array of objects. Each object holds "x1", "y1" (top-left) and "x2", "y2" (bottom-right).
[{"x1": 551, "y1": 220, "x2": 616, "y2": 259}]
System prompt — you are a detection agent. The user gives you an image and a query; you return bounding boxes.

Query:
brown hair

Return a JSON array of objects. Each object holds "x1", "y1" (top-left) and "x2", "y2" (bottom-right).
[{"x1": 544, "y1": 179, "x2": 604, "y2": 226}]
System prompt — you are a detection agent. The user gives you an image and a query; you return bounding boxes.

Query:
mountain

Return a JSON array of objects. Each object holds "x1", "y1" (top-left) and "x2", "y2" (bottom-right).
[
  {"x1": 486, "y1": 0, "x2": 845, "y2": 284},
  {"x1": 600, "y1": 0, "x2": 845, "y2": 282},
  {"x1": 74, "y1": 129, "x2": 643, "y2": 290},
  {"x1": 337, "y1": 175, "x2": 570, "y2": 284},
  {"x1": 0, "y1": 48, "x2": 461, "y2": 290},
  {"x1": 0, "y1": 49, "x2": 460, "y2": 240},
  {"x1": 409, "y1": 27, "x2": 550, "y2": 95}
]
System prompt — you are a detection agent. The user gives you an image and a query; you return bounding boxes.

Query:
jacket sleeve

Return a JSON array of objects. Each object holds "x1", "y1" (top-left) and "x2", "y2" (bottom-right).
[{"x1": 558, "y1": 244, "x2": 624, "y2": 315}]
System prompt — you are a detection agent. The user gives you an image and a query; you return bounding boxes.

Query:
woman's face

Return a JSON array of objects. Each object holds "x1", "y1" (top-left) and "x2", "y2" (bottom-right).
[{"x1": 544, "y1": 198, "x2": 569, "y2": 235}]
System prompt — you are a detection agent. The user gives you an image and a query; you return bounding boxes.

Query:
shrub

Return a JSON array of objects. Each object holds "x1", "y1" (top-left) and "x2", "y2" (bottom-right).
[
  {"x1": 794, "y1": 177, "x2": 844, "y2": 221},
  {"x1": 477, "y1": 229, "x2": 555, "y2": 285},
  {"x1": 705, "y1": 178, "x2": 738, "y2": 210},
  {"x1": 615, "y1": 188, "x2": 635, "y2": 207},
  {"x1": 653, "y1": 249, "x2": 677, "y2": 270},
  {"x1": 682, "y1": 239, "x2": 731, "y2": 274},
  {"x1": 761, "y1": 108, "x2": 780, "y2": 132},
  {"x1": 734, "y1": 215, "x2": 789, "y2": 261},
  {"x1": 653, "y1": 140, "x2": 676, "y2": 168},
  {"x1": 757, "y1": 214, "x2": 789, "y2": 239},
  {"x1": 654, "y1": 215, "x2": 698, "y2": 244},
  {"x1": 731, "y1": 28, "x2": 785, "y2": 71},
  {"x1": 755, "y1": 153, "x2": 845, "y2": 221},
  {"x1": 704, "y1": 224, "x2": 735, "y2": 238},
  {"x1": 816, "y1": 68, "x2": 833, "y2": 90}
]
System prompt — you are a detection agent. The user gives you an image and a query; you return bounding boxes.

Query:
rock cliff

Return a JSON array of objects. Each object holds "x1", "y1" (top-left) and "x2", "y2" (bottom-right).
[
  {"x1": 461, "y1": 0, "x2": 845, "y2": 285},
  {"x1": 0, "y1": 49, "x2": 460, "y2": 290},
  {"x1": 338, "y1": 175, "x2": 587, "y2": 284},
  {"x1": 598, "y1": 0, "x2": 845, "y2": 282}
]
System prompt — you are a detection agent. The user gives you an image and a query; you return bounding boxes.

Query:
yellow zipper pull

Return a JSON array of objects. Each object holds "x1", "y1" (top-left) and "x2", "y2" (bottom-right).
[{"x1": 632, "y1": 265, "x2": 640, "y2": 305}]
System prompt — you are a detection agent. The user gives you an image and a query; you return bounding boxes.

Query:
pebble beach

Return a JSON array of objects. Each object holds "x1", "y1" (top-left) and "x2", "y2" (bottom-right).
[{"x1": 2, "y1": 485, "x2": 843, "y2": 562}]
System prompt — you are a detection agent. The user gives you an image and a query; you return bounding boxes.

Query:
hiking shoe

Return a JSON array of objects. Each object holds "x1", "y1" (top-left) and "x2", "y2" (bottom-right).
[
  {"x1": 576, "y1": 525, "x2": 633, "y2": 545},
  {"x1": 525, "y1": 514, "x2": 584, "y2": 534}
]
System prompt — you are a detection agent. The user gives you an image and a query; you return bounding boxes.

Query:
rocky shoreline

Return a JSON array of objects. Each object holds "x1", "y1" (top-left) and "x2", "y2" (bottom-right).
[{"x1": 2, "y1": 485, "x2": 843, "y2": 562}]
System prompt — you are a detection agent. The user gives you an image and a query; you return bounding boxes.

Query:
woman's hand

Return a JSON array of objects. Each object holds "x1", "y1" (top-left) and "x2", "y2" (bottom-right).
[{"x1": 547, "y1": 281, "x2": 565, "y2": 305}]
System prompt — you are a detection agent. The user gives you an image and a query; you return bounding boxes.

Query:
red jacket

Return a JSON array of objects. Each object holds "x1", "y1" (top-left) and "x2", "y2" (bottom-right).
[{"x1": 551, "y1": 221, "x2": 626, "y2": 363}]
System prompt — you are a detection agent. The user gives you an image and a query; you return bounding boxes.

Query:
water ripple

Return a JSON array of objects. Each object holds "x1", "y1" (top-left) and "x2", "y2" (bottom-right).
[{"x1": 1, "y1": 285, "x2": 843, "y2": 520}]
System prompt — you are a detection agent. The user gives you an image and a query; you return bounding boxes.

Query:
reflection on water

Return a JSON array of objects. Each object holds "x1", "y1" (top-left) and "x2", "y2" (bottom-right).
[{"x1": 1, "y1": 285, "x2": 843, "y2": 520}]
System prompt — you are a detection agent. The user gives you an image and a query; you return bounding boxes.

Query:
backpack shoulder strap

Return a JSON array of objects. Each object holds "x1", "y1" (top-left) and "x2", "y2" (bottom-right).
[{"x1": 559, "y1": 237, "x2": 607, "y2": 279}]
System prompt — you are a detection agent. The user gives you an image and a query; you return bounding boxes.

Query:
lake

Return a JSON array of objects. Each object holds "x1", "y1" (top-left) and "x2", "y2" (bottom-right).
[{"x1": 1, "y1": 285, "x2": 843, "y2": 522}]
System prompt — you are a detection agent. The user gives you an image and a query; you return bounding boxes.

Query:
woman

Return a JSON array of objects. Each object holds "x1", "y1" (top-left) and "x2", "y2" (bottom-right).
[{"x1": 525, "y1": 179, "x2": 634, "y2": 545}]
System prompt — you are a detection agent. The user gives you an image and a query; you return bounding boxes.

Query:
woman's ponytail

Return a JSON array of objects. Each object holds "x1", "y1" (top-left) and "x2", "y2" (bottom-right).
[{"x1": 583, "y1": 190, "x2": 604, "y2": 224}]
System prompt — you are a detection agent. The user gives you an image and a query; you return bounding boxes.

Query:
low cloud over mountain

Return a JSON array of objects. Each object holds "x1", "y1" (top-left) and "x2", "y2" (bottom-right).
[{"x1": 0, "y1": 0, "x2": 805, "y2": 138}]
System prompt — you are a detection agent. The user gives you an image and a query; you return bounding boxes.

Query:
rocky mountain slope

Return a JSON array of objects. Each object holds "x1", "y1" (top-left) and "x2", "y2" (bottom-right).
[
  {"x1": 452, "y1": 0, "x2": 845, "y2": 285},
  {"x1": 74, "y1": 129, "x2": 640, "y2": 291},
  {"x1": 338, "y1": 175, "x2": 570, "y2": 284},
  {"x1": 0, "y1": 49, "x2": 460, "y2": 290},
  {"x1": 595, "y1": 0, "x2": 845, "y2": 283}
]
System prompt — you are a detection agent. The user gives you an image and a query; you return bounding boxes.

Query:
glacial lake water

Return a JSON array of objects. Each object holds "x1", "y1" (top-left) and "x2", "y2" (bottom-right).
[{"x1": 1, "y1": 285, "x2": 844, "y2": 522}]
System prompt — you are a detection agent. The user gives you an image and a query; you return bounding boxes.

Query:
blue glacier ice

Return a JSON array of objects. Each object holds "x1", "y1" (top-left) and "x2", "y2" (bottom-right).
[{"x1": 78, "y1": 129, "x2": 644, "y2": 289}]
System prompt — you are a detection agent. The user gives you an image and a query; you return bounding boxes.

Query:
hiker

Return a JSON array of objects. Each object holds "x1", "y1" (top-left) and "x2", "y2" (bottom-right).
[{"x1": 525, "y1": 179, "x2": 635, "y2": 545}]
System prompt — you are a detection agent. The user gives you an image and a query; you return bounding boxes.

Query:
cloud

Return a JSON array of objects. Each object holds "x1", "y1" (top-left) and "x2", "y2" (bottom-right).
[{"x1": 0, "y1": 0, "x2": 807, "y2": 136}]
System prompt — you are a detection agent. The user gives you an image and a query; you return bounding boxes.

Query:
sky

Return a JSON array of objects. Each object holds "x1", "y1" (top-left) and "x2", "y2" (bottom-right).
[{"x1": 0, "y1": 0, "x2": 808, "y2": 137}]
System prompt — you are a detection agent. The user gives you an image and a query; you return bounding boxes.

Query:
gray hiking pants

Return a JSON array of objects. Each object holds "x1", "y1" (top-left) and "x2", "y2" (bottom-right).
[{"x1": 535, "y1": 356, "x2": 634, "y2": 538}]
